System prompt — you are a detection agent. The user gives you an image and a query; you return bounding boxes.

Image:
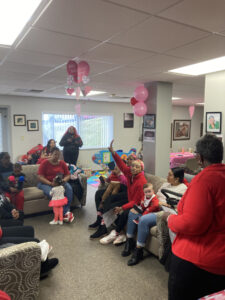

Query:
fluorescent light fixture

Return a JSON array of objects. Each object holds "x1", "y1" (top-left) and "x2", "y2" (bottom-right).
[
  {"x1": 169, "y1": 56, "x2": 225, "y2": 76},
  {"x1": 172, "y1": 97, "x2": 181, "y2": 100},
  {"x1": 196, "y1": 103, "x2": 204, "y2": 105},
  {"x1": 0, "y1": 0, "x2": 42, "y2": 46},
  {"x1": 69, "y1": 90, "x2": 106, "y2": 96}
]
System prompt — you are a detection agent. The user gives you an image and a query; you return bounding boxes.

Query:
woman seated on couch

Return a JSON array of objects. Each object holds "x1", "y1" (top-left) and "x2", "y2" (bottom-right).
[
  {"x1": 37, "y1": 147, "x2": 74, "y2": 223},
  {"x1": 121, "y1": 167, "x2": 187, "y2": 266},
  {"x1": 37, "y1": 139, "x2": 56, "y2": 164}
]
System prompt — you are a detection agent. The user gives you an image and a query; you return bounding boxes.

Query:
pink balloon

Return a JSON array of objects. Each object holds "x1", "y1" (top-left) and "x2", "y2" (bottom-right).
[
  {"x1": 66, "y1": 87, "x2": 74, "y2": 95},
  {"x1": 67, "y1": 60, "x2": 77, "y2": 76},
  {"x1": 134, "y1": 86, "x2": 148, "y2": 102},
  {"x1": 133, "y1": 102, "x2": 147, "y2": 117},
  {"x1": 189, "y1": 105, "x2": 195, "y2": 119},
  {"x1": 74, "y1": 61, "x2": 90, "y2": 83}
]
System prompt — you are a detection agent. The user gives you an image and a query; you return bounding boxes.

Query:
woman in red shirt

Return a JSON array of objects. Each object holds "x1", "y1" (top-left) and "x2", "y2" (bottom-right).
[
  {"x1": 37, "y1": 147, "x2": 74, "y2": 223},
  {"x1": 167, "y1": 134, "x2": 225, "y2": 300}
]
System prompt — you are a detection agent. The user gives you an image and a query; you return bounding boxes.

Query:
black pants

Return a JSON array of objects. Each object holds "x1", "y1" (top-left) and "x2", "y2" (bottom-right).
[
  {"x1": 0, "y1": 226, "x2": 39, "y2": 245},
  {"x1": 69, "y1": 179, "x2": 83, "y2": 201},
  {"x1": 0, "y1": 217, "x2": 24, "y2": 227},
  {"x1": 63, "y1": 148, "x2": 79, "y2": 165},
  {"x1": 115, "y1": 209, "x2": 130, "y2": 233},
  {"x1": 95, "y1": 185, "x2": 128, "y2": 213},
  {"x1": 169, "y1": 253, "x2": 225, "y2": 300}
]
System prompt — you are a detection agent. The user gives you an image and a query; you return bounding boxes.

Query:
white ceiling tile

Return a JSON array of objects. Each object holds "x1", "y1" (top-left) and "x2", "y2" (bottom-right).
[
  {"x1": 137, "y1": 72, "x2": 187, "y2": 83},
  {"x1": 167, "y1": 35, "x2": 225, "y2": 61},
  {"x1": 7, "y1": 49, "x2": 70, "y2": 67},
  {"x1": 111, "y1": 17, "x2": 208, "y2": 52},
  {"x1": 173, "y1": 76, "x2": 205, "y2": 87},
  {"x1": 1, "y1": 61, "x2": 52, "y2": 76},
  {"x1": 81, "y1": 43, "x2": 155, "y2": 65},
  {"x1": 128, "y1": 54, "x2": 193, "y2": 75},
  {"x1": 0, "y1": 70, "x2": 38, "y2": 82},
  {"x1": 159, "y1": 0, "x2": 225, "y2": 32},
  {"x1": 104, "y1": 0, "x2": 182, "y2": 15},
  {"x1": 18, "y1": 28, "x2": 99, "y2": 57},
  {"x1": 35, "y1": 0, "x2": 148, "y2": 41}
]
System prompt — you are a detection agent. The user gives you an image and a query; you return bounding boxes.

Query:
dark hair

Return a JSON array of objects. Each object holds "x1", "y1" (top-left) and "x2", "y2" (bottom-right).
[
  {"x1": 46, "y1": 139, "x2": 55, "y2": 153},
  {"x1": 53, "y1": 174, "x2": 63, "y2": 185},
  {"x1": 143, "y1": 183, "x2": 153, "y2": 190},
  {"x1": 196, "y1": 134, "x2": 223, "y2": 163},
  {"x1": 14, "y1": 163, "x2": 22, "y2": 170},
  {"x1": 171, "y1": 167, "x2": 184, "y2": 183},
  {"x1": 0, "y1": 152, "x2": 9, "y2": 161},
  {"x1": 51, "y1": 147, "x2": 60, "y2": 153}
]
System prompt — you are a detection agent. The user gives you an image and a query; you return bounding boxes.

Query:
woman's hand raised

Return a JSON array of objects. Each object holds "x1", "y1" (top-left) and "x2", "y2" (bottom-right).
[{"x1": 108, "y1": 140, "x2": 115, "y2": 154}]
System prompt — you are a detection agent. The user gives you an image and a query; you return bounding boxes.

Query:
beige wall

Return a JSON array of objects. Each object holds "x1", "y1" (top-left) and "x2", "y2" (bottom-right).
[{"x1": 0, "y1": 95, "x2": 142, "y2": 169}]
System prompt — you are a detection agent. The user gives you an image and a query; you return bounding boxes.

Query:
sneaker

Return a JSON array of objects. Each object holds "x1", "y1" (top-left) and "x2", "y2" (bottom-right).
[
  {"x1": 39, "y1": 240, "x2": 50, "y2": 262},
  {"x1": 63, "y1": 212, "x2": 74, "y2": 223},
  {"x1": 49, "y1": 220, "x2": 58, "y2": 225},
  {"x1": 113, "y1": 234, "x2": 126, "y2": 245},
  {"x1": 90, "y1": 225, "x2": 107, "y2": 239},
  {"x1": 100, "y1": 230, "x2": 117, "y2": 244},
  {"x1": 58, "y1": 221, "x2": 63, "y2": 225}
]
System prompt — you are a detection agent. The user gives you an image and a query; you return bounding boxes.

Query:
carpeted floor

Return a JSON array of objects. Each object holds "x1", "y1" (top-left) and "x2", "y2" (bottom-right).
[{"x1": 25, "y1": 185, "x2": 168, "y2": 300}]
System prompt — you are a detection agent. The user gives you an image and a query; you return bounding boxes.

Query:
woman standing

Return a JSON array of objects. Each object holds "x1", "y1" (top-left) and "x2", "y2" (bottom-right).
[
  {"x1": 168, "y1": 134, "x2": 225, "y2": 300},
  {"x1": 59, "y1": 126, "x2": 83, "y2": 165}
]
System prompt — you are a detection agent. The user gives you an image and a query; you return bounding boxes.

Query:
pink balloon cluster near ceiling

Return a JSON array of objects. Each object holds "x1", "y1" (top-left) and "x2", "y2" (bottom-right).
[
  {"x1": 130, "y1": 85, "x2": 148, "y2": 117},
  {"x1": 65, "y1": 60, "x2": 92, "y2": 102}
]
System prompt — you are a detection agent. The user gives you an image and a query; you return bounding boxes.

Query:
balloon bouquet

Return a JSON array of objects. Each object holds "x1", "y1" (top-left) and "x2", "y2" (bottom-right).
[
  {"x1": 130, "y1": 85, "x2": 148, "y2": 116},
  {"x1": 66, "y1": 60, "x2": 92, "y2": 115}
]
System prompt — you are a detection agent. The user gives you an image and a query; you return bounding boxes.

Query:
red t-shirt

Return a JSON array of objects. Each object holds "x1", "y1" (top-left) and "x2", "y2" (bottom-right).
[{"x1": 38, "y1": 160, "x2": 70, "y2": 182}]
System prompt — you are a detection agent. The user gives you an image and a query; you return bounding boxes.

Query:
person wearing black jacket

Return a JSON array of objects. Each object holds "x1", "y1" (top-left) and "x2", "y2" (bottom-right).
[
  {"x1": 0, "y1": 177, "x2": 24, "y2": 226},
  {"x1": 59, "y1": 126, "x2": 83, "y2": 165}
]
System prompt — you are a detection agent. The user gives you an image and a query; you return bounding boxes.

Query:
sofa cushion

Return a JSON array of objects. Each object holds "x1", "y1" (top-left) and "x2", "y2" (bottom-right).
[
  {"x1": 144, "y1": 173, "x2": 166, "y2": 193},
  {"x1": 24, "y1": 187, "x2": 45, "y2": 201},
  {"x1": 22, "y1": 165, "x2": 40, "y2": 187},
  {"x1": 150, "y1": 226, "x2": 157, "y2": 237}
]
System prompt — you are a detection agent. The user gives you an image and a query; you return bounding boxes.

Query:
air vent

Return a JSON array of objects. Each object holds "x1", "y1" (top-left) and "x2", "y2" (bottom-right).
[
  {"x1": 29, "y1": 89, "x2": 44, "y2": 93},
  {"x1": 13, "y1": 88, "x2": 44, "y2": 93}
]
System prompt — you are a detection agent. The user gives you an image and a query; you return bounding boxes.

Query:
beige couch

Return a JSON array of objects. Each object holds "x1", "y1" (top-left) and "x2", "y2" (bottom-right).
[
  {"x1": 22, "y1": 164, "x2": 87, "y2": 215},
  {"x1": 144, "y1": 173, "x2": 167, "y2": 257},
  {"x1": 0, "y1": 242, "x2": 41, "y2": 300}
]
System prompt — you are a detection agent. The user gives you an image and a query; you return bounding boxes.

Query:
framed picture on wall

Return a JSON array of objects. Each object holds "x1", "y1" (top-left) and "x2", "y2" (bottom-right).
[
  {"x1": 143, "y1": 114, "x2": 156, "y2": 129},
  {"x1": 27, "y1": 120, "x2": 39, "y2": 131},
  {"x1": 173, "y1": 120, "x2": 191, "y2": 141},
  {"x1": 205, "y1": 112, "x2": 222, "y2": 134},
  {"x1": 143, "y1": 129, "x2": 155, "y2": 142},
  {"x1": 14, "y1": 114, "x2": 26, "y2": 126},
  {"x1": 124, "y1": 113, "x2": 134, "y2": 128}
]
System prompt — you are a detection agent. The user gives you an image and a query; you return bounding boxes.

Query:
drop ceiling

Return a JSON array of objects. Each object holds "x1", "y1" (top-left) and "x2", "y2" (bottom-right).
[{"x1": 1, "y1": 0, "x2": 225, "y2": 105}]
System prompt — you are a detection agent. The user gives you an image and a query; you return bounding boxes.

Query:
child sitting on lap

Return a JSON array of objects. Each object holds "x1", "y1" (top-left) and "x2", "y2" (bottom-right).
[{"x1": 49, "y1": 175, "x2": 68, "y2": 225}]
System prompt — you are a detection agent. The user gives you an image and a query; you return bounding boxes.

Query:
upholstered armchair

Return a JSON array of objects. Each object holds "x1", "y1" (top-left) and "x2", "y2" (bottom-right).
[{"x1": 0, "y1": 242, "x2": 41, "y2": 300}]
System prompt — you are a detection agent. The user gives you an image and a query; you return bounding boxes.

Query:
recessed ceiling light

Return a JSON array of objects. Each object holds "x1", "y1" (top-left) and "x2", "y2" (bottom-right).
[
  {"x1": 69, "y1": 90, "x2": 107, "y2": 96},
  {"x1": 0, "y1": 0, "x2": 42, "y2": 46},
  {"x1": 172, "y1": 97, "x2": 181, "y2": 100},
  {"x1": 169, "y1": 56, "x2": 225, "y2": 76}
]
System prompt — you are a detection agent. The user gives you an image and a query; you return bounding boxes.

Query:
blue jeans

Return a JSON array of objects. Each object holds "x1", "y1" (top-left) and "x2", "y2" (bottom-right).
[
  {"x1": 131, "y1": 213, "x2": 157, "y2": 247},
  {"x1": 37, "y1": 182, "x2": 73, "y2": 215},
  {"x1": 126, "y1": 211, "x2": 142, "y2": 237}
]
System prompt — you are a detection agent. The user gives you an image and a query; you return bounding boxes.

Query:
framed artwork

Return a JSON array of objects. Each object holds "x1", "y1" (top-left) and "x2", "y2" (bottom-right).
[
  {"x1": 200, "y1": 122, "x2": 203, "y2": 137},
  {"x1": 173, "y1": 120, "x2": 191, "y2": 141},
  {"x1": 143, "y1": 114, "x2": 156, "y2": 129},
  {"x1": 124, "y1": 113, "x2": 134, "y2": 128},
  {"x1": 205, "y1": 112, "x2": 222, "y2": 134},
  {"x1": 27, "y1": 120, "x2": 39, "y2": 131},
  {"x1": 13, "y1": 114, "x2": 26, "y2": 126},
  {"x1": 143, "y1": 129, "x2": 155, "y2": 142}
]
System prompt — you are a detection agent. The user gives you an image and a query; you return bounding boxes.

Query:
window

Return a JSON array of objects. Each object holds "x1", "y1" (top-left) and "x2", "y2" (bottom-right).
[{"x1": 42, "y1": 113, "x2": 113, "y2": 149}]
